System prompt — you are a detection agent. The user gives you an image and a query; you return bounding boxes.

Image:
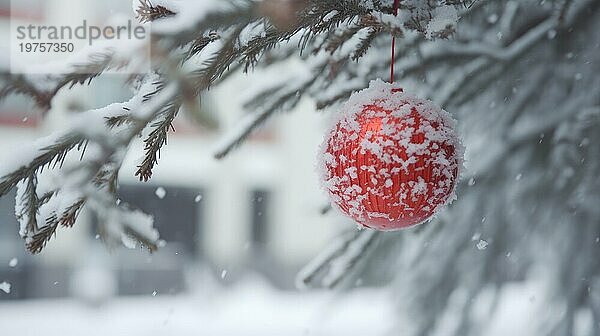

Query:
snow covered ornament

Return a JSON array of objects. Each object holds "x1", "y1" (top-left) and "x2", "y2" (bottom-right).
[{"x1": 319, "y1": 80, "x2": 463, "y2": 230}]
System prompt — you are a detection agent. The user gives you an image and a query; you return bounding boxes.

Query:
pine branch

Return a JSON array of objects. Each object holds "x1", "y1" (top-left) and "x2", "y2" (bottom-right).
[
  {"x1": 240, "y1": 25, "x2": 293, "y2": 72},
  {"x1": 0, "y1": 74, "x2": 54, "y2": 110},
  {"x1": 25, "y1": 219, "x2": 58, "y2": 254},
  {"x1": 0, "y1": 74, "x2": 179, "y2": 253},
  {"x1": 0, "y1": 52, "x2": 119, "y2": 110},
  {"x1": 105, "y1": 114, "x2": 135, "y2": 128},
  {"x1": 135, "y1": 101, "x2": 181, "y2": 181},
  {"x1": 324, "y1": 26, "x2": 364, "y2": 55},
  {"x1": 213, "y1": 64, "x2": 322, "y2": 159},
  {"x1": 184, "y1": 32, "x2": 221, "y2": 62},
  {"x1": 92, "y1": 196, "x2": 160, "y2": 252},
  {"x1": 16, "y1": 175, "x2": 40, "y2": 237},
  {"x1": 19, "y1": 163, "x2": 120, "y2": 254},
  {"x1": 155, "y1": 0, "x2": 260, "y2": 50},
  {"x1": 190, "y1": 27, "x2": 245, "y2": 90},
  {"x1": 351, "y1": 28, "x2": 379, "y2": 61},
  {"x1": 0, "y1": 0, "x2": 587, "y2": 265},
  {"x1": 208, "y1": 0, "x2": 477, "y2": 159},
  {"x1": 123, "y1": 225, "x2": 159, "y2": 252},
  {"x1": 58, "y1": 199, "x2": 86, "y2": 228},
  {"x1": 0, "y1": 0, "x2": 469, "y2": 254},
  {"x1": 135, "y1": 0, "x2": 176, "y2": 23},
  {"x1": 297, "y1": 229, "x2": 380, "y2": 289},
  {"x1": 58, "y1": 52, "x2": 116, "y2": 89},
  {"x1": 312, "y1": 0, "x2": 593, "y2": 111},
  {"x1": 0, "y1": 134, "x2": 86, "y2": 197}
]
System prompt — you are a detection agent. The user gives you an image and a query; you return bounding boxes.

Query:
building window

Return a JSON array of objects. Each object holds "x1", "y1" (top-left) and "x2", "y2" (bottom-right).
[
  {"x1": 0, "y1": 190, "x2": 20, "y2": 251},
  {"x1": 91, "y1": 185, "x2": 205, "y2": 258},
  {"x1": 120, "y1": 185, "x2": 204, "y2": 257},
  {"x1": 0, "y1": 95, "x2": 41, "y2": 128},
  {"x1": 0, "y1": 190, "x2": 27, "y2": 301}
]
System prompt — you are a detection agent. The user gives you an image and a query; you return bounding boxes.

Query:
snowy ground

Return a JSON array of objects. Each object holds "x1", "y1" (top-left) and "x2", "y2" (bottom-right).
[
  {"x1": 0, "y1": 274, "x2": 562, "y2": 336},
  {"x1": 0, "y1": 278, "x2": 395, "y2": 336}
]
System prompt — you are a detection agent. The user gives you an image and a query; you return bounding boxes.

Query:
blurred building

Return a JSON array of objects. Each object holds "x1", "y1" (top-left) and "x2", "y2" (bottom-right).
[{"x1": 0, "y1": 0, "x2": 343, "y2": 301}]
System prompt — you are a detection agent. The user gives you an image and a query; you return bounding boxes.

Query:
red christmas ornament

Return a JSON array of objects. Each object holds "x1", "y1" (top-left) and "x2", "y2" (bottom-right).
[{"x1": 318, "y1": 80, "x2": 463, "y2": 230}]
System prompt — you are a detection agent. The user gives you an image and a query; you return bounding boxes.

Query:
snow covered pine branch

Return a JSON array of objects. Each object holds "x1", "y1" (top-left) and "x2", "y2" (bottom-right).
[
  {"x1": 2, "y1": 0, "x2": 600, "y2": 334},
  {"x1": 0, "y1": 0, "x2": 470, "y2": 253}
]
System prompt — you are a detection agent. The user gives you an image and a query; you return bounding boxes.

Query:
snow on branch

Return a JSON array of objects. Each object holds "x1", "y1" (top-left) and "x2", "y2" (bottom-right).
[
  {"x1": 310, "y1": 0, "x2": 594, "y2": 113},
  {"x1": 1, "y1": 0, "x2": 590, "y2": 258},
  {"x1": 134, "y1": 0, "x2": 176, "y2": 23},
  {"x1": 0, "y1": 74, "x2": 178, "y2": 253},
  {"x1": 0, "y1": 41, "x2": 147, "y2": 111}
]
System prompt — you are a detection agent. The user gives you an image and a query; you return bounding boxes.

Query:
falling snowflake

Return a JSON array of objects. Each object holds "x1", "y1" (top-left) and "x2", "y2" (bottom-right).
[
  {"x1": 0, "y1": 282, "x2": 11, "y2": 294},
  {"x1": 155, "y1": 187, "x2": 167, "y2": 199},
  {"x1": 476, "y1": 240, "x2": 489, "y2": 251}
]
